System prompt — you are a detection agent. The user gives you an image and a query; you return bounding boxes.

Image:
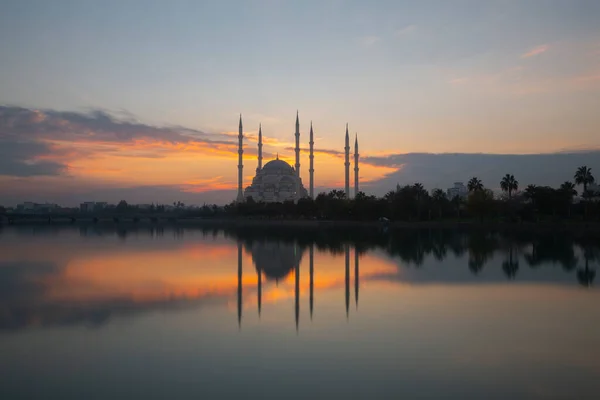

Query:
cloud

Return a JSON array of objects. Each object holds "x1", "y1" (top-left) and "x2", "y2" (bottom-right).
[
  {"x1": 284, "y1": 146, "x2": 344, "y2": 157},
  {"x1": 0, "y1": 105, "x2": 236, "y2": 147},
  {"x1": 449, "y1": 77, "x2": 469, "y2": 85},
  {"x1": 573, "y1": 71, "x2": 600, "y2": 83},
  {"x1": 180, "y1": 177, "x2": 236, "y2": 193},
  {"x1": 358, "y1": 35, "x2": 381, "y2": 47},
  {"x1": 362, "y1": 151, "x2": 600, "y2": 195},
  {"x1": 0, "y1": 106, "x2": 241, "y2": 178},
  {"x1": 0, "y1": 139, "x2": 66, "y2": 177},
  {"x1": 521, "y1": 44, "x2": 549, "y2": 58},
  {"x1": 394, "y1": 25, "x2": 416, "y2": 37}
]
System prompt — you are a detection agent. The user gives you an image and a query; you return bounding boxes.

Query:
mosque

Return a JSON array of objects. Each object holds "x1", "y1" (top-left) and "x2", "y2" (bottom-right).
[{"x1": 236, "y1": 112, "x2": 360, "y2": 203}]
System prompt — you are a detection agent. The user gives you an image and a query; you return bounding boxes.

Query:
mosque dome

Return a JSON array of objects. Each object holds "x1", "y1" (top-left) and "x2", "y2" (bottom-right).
[{"x1": 262, "y1": 159, "x2": 294, "y2": 173}]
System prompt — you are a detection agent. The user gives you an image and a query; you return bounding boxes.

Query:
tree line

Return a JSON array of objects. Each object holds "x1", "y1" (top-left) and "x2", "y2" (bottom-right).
[
  {"x1": 2, "y1": 166, "x2": 597, "y2": 223},
  {"x1": 225, "y1": 165, "x2": 599, "y2": 222}
]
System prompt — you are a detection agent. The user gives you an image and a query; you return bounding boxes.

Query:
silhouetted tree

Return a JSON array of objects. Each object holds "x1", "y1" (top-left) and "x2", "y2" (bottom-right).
[
  {"x1": 524, "y1": 185, "x2": 537, "y2": 201},
  {"x1": 467, "y1": 188, "x2": 494, "y2": 222},
  {"x1": 431, "y1": 189, "x2": 447, "y2": 219},
  {"x1": 450, "y1": 195, "x2": 463, "y2": 219},
  {"x1": 559, "y1": 181, "x2": 577, "y2": 217},
  {"x1": 330, "y1": 190, "x2": 346, "y2": 200},
  {"x1": 500, "y1": 174, "x2": 519, "y2": 199},
  {"x1": 467, "y1": 177, "x2": 484, "y2": 192},
  {"x1": 559, "y1": 181, "x2": 577, "y2": 198},
  {"x1": 412, "y1": 183, "x2": 429, "y2": 220},
  {"x1": 574, "y1": 166, "x2": 595, "y2": 195}
]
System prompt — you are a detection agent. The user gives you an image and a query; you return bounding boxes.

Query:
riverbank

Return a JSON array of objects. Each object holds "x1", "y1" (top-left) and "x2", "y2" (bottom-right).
[{"x1": 2, "y1": 216, "x2": 600, "y2": 232}]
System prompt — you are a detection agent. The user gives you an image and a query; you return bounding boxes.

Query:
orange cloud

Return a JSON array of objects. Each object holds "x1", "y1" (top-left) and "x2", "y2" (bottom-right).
[
  {"x1": 449, "y1": 77, "x2": 469, "y2": 86},
  {"x1": 574, "y1": 71, "x2": 600, "y2": 83},
  {"x1": 180, "y1": 177, "x2": 236, "y2": 193},
  {"x1": 521, "y1": 44, "x2": 549, "y2": 58}
]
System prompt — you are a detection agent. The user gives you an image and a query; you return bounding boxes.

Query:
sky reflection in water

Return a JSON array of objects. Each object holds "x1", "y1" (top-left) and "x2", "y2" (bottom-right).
[{"x1": 0, "y1": 226, "x2": 599, "y2": 400}]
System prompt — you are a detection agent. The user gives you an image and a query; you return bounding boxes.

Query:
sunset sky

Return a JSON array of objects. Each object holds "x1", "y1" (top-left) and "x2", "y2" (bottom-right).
[{"x1": 1, "y1": 0, "x2": 600, "y2": 205}]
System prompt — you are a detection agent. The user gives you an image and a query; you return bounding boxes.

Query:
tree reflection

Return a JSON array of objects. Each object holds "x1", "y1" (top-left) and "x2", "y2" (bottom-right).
[
  {"x1": 467, "y1": 232, "x2": 497, "y2": 275},
  {"x1": 502, "y1": 245, "x2": 519, "y2": 280},
  {"x1": 222, "y1": 226, "x2": 600, "y2": 286},
  {"x1": 577, "y1": 241, "x2": 598, "y2": 287},
  {"x1": 525, "y1": 234, "x2": 579, "y2": 271},
  {"x1": 2, "y1": 225, "x2": 600, "y2": 332}
]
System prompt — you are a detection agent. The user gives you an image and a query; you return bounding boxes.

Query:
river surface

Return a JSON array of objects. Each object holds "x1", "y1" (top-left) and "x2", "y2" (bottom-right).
[{"x1": 1, "y1": 225, "x2": 599, "y2": 399}]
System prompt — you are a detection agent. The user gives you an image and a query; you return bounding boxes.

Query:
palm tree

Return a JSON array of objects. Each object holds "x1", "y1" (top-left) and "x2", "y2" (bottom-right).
[
  {"x1": 500, "y1": 174, "x2": 519, "y2": 199},
  {"x1": 412, "y1": 183, "x2": 428, "y2": 220},
  {"x1": 450, "y1": 195, "x2": 463, "y2": 219},
  {"x1": 330, "y1": 190, "x2": 346, "y2": 200},
  {"x1": 574, "y1": 166, "x2": 595, "y2": 195},
  {"x1": 559, "y1": 181, "x2": 577, "y2": 217},
  {"x1": 431, "y1": 189, "x2": 446, "y2": 219},
  {"x1": 467, "y1": 177, "x2": 484, "y2": 192},
  {"x1": 524, "y1": 184, "x2": 537, "y2": 201},
  {"x1": 560, "y1": 181, "x2": 577, "y2": 197},
  {"x1": 413, "y1": 183, "x2": 425, "y2": 193}
]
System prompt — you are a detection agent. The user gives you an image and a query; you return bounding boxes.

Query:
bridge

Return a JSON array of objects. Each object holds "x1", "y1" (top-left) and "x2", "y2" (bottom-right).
[{"x1": 0, "y1": 212, "x2": 189, "y2": 225}]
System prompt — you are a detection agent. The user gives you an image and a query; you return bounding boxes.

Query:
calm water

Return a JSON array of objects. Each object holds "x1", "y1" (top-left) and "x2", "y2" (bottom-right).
[{"x1": 1, "y1": 225, "x2": 599, "y2": 400}]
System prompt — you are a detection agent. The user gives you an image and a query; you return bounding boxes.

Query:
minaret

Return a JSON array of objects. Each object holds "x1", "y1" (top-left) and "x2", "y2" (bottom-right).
[
  {"x1": 354, "y1": 133, "x2": 359, "y2": 198},
  {"x1": 354, "y1": 247, "x2": 359, "y2": 310},
  {"x1": 309, "y1": 121, "x2": 315, "y2": 199},
  {"x1": 295, "y1": 111, "x2": 300, "y2": 177},
  {"x1": 257, "y1": 123, "x2": 263, "y2": 174},
  {"x1": 345, "y1": 243, "x2": 350, "y2": 319},
  {"x1": 344, "y1": 124, "x2": 350, "y2": 198},
  {"x1": 309, "y1": 243, "x2": 314, "y2": 320},
  {"x1": 236, "y1": 115, "x2": 244, "y2": 202},
  {"x1": 237, "y1": 241, "x2": 243, "y2": 329}
]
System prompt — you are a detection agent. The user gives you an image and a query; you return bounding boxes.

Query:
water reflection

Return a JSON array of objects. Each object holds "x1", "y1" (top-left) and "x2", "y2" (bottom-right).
[
  {"x1": 0, "y1": 226, "x2": 598, "y2": 333},
  {"x1": 236, "y1": 240, "x2": 361, "y2": 330},
  {"x1": 2, "y1": 226, "x2": 600, "y2": 399}
]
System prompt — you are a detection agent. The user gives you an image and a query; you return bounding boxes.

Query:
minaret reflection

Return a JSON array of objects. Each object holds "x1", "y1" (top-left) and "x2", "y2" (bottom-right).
[
  {"x1": 355, "y1": 247, "x2": 359, "y2": 310},
  {"x1": 309, "y1": 243, "x2": 314, "y2": 320},
  {"x1": 295, "y1": 249, "x2": 300, "y2": 332},
  {"x1": 236, "y1": 240, "x2": 361, "y2": 328},
  {"x1": 257, "y1": 264, "x2": 262, "y2": 317},
  {"x1": 246, "y1": 240, "x2": 304, "y2": 329},
  {"x1": 237, "y1": 240, "x2": 243, "y2": 329},
  {"x1": 345, "y1": 243, "x2": 350, "y2": 319}
]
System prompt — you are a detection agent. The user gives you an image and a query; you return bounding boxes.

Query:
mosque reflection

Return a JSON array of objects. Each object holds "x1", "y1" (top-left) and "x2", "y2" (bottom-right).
[
  {"x1": 237, "y1": 240, "x2": 360, "y2": 330},
  {"x1": 1, "y1": 226, "x2": 599, "y2": 332}
]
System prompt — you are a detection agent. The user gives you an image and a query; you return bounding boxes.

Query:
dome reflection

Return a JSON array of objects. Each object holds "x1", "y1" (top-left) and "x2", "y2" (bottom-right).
[{"x1": 248, "y1": 241, "x2": 304, "y2": 281}]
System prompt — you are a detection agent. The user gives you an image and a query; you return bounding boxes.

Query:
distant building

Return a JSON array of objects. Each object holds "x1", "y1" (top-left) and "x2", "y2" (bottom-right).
[
  {"x1": 80, "y1": 202, "x2": 95, "y2": 212},
  {"x1": 446, "y1": 182, "x2": 468, "y2": 199},
  {"x1": 80, "y1": 202, "x2": 108, "y2": 212},
  {"x1": 16, "y1": 202, "x2": 58, "y2": 213}
]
